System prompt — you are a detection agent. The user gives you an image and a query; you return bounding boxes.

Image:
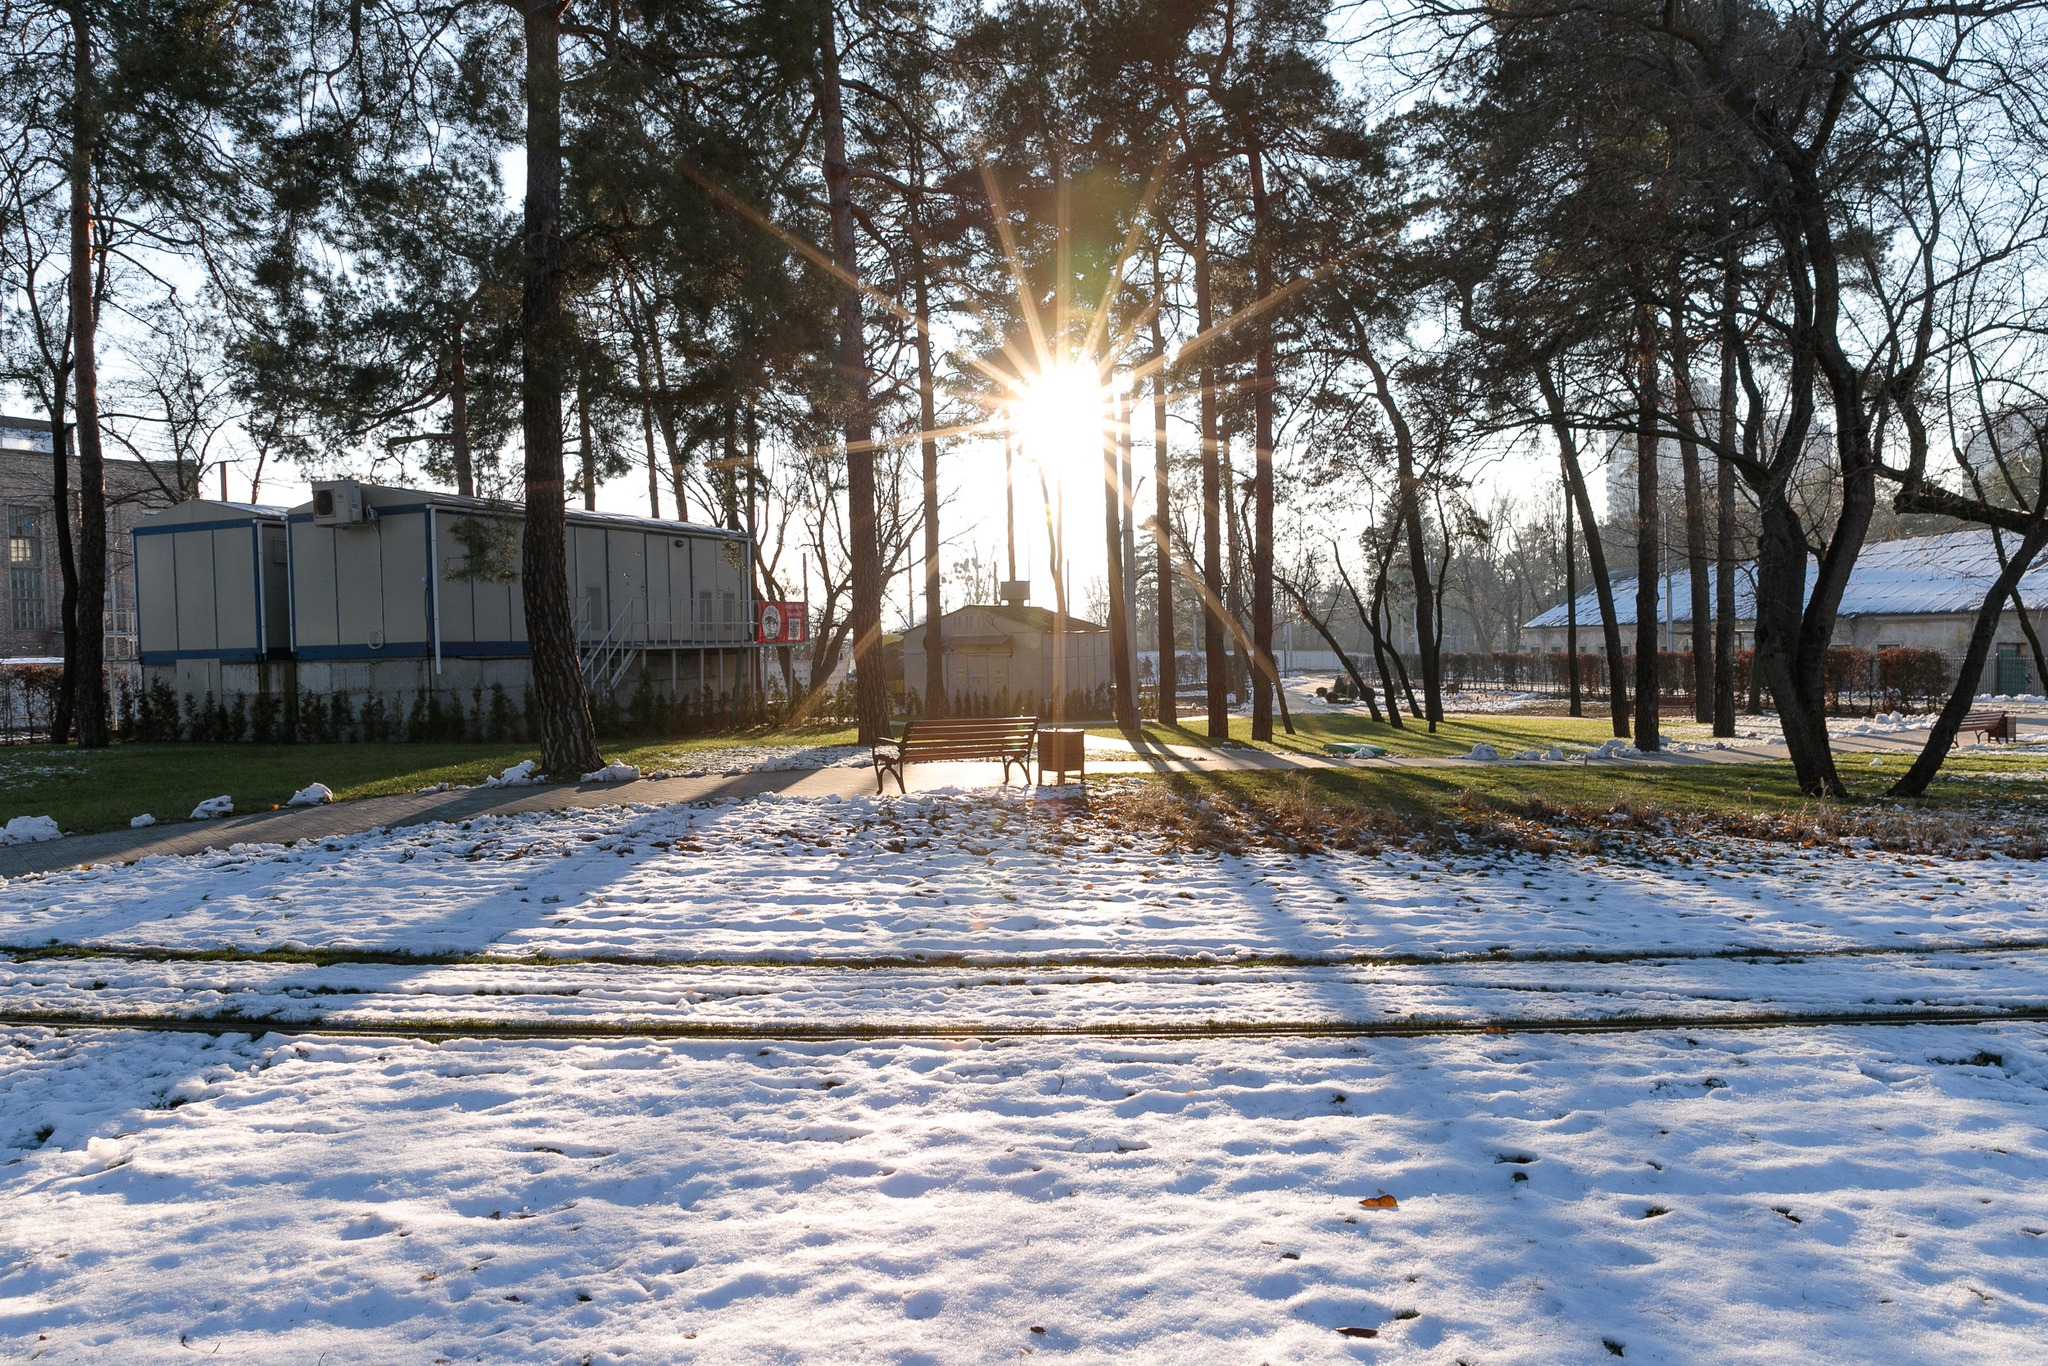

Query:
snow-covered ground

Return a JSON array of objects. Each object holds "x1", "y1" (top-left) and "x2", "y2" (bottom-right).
[
  {"x1": 1, "y1": 790, "x2": 2042, "y2": 964},
  {"x1": 2, "y1": 1025, "x2": 2044, "y2": 1361},
  {"x1": 5, "y1": 786, "x2": 2048, "y2": 1360}
]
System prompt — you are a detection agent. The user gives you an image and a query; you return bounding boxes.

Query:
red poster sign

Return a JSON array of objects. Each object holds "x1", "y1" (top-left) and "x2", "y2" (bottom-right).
[{"x1": 757, "y1": 601, "x2": 808, "y2": 645}]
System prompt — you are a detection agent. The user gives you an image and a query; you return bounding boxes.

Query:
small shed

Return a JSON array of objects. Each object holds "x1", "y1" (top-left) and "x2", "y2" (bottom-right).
[
  {"x1": 901, "y1": 604, "x2": 1112, "y2": 713},
  {"x1": 133, "y1": 500, "x2": 292, "y2": 699}
]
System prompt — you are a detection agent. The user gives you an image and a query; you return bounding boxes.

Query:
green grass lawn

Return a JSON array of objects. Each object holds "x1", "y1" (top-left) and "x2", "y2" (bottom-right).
[
  {"x1": 0, "y1": 722, "x2": 858, "y2": 835},
  {"x1": 1087, "y1": 711, "x2": 1634, "y2": 758}
]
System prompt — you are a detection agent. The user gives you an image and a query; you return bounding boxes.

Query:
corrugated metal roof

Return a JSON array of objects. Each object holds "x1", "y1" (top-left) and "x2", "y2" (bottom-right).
[{"x1": 1524, "y1": 529, "x2": 2048, "y2": 629}]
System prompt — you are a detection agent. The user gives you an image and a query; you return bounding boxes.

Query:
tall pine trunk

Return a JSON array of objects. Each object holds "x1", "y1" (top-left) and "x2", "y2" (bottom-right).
[
  {"x1": 1564, "y1": 475, "x2": 1581, "y2": 717},
  {"x1": 1150, "y1": 303, "x2": 1175, "y2": 726},
  {"x1": 67, "y1": 0, "x2": 107, "y2": 748},
  {"x1": 1103, "y1": 387, "x2": 1135, "y2": 728},
  {"x1": 450, "y1": 324, "x2": 476, "y2": 498},
  {"x1": 817, "y1": 0, "x2": 887, "y2": 744},
  {"x1": 912, "y1": 245, "x2": 944, "y2": 719},
  {"x1": 1713, "y1": 257, "x2": 1740, "y2": 735},
  {"x1": 1669, "y1": 299, "x2": 1712, "y2": 723},
  {"x1": 1245, "y1": 121, "x2": 1276, "y2": 742},
  {"x1": 50, "y1": 400, "x2": 77, "y2": 744},
  {"x1": 518, "y1": 0, "x2": 601, "y2": 776},
  {"x1": 1193, "y1": 164, "x2": 1228, "y2": 738},
  {"x1": 1631, "y1": 299, "x2": 1661, "y2": 751}
]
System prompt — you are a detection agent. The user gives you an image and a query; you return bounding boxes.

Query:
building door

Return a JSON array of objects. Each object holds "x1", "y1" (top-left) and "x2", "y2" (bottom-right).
[{"x1": 1996, "y1": 642, "x2": 2029, "y2": 695}]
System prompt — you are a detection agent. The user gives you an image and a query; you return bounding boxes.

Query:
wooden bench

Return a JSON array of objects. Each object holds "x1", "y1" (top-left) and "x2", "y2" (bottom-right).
[
  {"x1": 1957, "y1": 710, "x2": 2018, "y2": 745},
  {"x1": 873, "y1": 716, "x2": 1038, "y2": 794}
]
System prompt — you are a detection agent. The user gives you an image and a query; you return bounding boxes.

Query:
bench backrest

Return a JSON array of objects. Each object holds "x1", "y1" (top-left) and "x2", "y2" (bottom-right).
[{"x1": 896, "y1": 716, "x2": 1037, "y2": 758}]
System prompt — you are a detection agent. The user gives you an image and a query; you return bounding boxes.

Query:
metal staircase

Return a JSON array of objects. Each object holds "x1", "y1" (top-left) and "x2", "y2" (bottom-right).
[{"x1": 577, "y1": 595, "x2": 641, "y2": 693}]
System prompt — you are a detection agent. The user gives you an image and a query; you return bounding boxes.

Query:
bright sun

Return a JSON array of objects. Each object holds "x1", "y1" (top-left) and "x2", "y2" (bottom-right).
[{"x1": 1010, "y1": 362, "x2": 1111, "y2": 475}]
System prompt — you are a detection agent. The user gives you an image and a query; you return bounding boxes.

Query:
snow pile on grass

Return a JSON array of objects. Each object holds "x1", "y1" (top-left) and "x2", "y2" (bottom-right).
[
  {"x1": 1586, "y1": 738, "x2": 1639, "y2": 760},
  {"x1": 128, "y1": 813, "x2": 156, "y2": 828},
  {"x1": 1463, "y1": 742, "x2": 1501, "y2": 761},
  {"x1": 287, "y1": 783, "x2": 334, "y2": 807},
  {"x1": 484, "y1": 761, "x2": 539, "y2": 788},
  {"x1": 188, "y1": 796, "x2": 233, "y2": 820},
  {"x1": 0, "y1": 814, "x2": 60, "y2": 845},
  {"x1": 1443, "y1": 689, "x2": 1554, "y2": 713},
  {"x1": 581, "y1": 762, "x2": 640, "y2": 784}
]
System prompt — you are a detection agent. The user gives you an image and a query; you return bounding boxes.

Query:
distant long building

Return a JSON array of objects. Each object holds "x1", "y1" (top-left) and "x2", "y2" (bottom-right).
[
  {"x1": 133, "y1": 479, "x2": 761, "y2": 714},
  {"x1": 1522, "y1": 529, "x2": 2048, "y2": 694},
  {"x1": 0, "y1": 416, "x2": 172, "y2": 664}
]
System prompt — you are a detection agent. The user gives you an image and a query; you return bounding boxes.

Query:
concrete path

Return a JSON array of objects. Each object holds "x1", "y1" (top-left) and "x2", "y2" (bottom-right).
[{"x1": 0, "y1": 720, "x2": 1996, "y2": 880}]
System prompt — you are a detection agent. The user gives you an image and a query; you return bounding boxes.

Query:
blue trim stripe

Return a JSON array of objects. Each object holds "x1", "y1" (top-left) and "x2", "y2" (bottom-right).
[
  {"x1": 134, "y1": 516, "x2": 282, "y2": 538},
  {"x1": 141, "y1": 649, "x2": 266, "y2": 664}
]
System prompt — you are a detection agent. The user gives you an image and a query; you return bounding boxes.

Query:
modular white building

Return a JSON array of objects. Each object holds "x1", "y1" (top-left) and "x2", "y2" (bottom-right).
[{"x1": 135, "y1": 481, "x2": 757, "y2": 715}]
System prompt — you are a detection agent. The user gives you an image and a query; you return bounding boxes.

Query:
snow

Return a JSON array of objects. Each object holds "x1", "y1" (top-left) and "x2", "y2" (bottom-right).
[
  {"x1": 2, "y1": 788, "x2": 2046, "y2": 967},
  {"x1": 0, "y1": 1024, "x2": 2043, "y2": 1360},
  {"x1": 0, "y1": 815, "x2": 60, "y2": 846},
  {"x1": 1587, "y1": 738, "x2": 1641, "y2": 760},
  {"x1": 287, "y1": 783, "x2": 334, "y2": 807},
  {"x1": 1463, "y1": 742, "x2": 1501, "y2": 761},
  {"x1": 582, "y1": 762, "x2": 642, "y2": 784},
  {"x1": 128, "y1": 814, "x2": 155, "y2": 829},
  {"x1": 484, "y1": 760, "x2": 539, "y2": 788},
  {"x1": 6, "y1": 784, "x2": 2048, "y2": 1358},
  {"x1": 188, "y1": 795, "x2": 233, "y2": 820}
]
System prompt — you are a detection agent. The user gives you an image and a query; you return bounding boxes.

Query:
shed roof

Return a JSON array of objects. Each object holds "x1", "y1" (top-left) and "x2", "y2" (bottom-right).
[
  {"x1": 134, "y1": 499, "x2": 291, "y2": 528},
  {"x1": 1524, "y1": 528, "x2": 2048, "y2": 629}
]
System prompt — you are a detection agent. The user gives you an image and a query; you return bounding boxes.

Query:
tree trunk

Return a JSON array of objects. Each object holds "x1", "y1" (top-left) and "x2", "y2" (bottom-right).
[
  {"x1": 913, "y1": 250, "x2": 944, "y2": 719},
  {"x1": 1280, "y1": 573, "x2": 1380, "y2": 721},
  {"x1": 1150, "y1": 305, "x2": 1174, "y2": 727},
  {"x1": 1713, "y1": 255, "x2": 1739, "y2": 736},
  {"x1": 518, "y1": 0, "x2": 601, "y2": 777},
  {"x1": 1193, "y1": 164, "x2": 1228, "y2": 738},
  {"x1": 1355, "y1": 333, "x2": 1439, "y2": 728},
  {"x1": 1120, "y1": 379, "x2": 1141, "y2": 717},
  {"x1": 817, "y1": 0, "x2": 887, "y2": 744},
  {"x1": 1104, "y1": 387, "x2": 1136, "y2": 728},
  {"x1": 451, "y1": 324, "x2": 475, "y2": 498},
  {"x1": 47, "y1": 398, "x2": 77, "y2": 744},
  {"x1": 1890, "y1": 521, "x2": 2048, "y2": 797},
  {"x1": 67, "y1": 0, "x2": 107, "y2": 748},
  {"x1": 1539, "y1": 364, "x2": 1628, "y2": 735},
  {"x1": 578, "y1": 374, "x2": 596, "y2": 511},
  {"x1": 1221, "y1": 435, "x2": 1250, "y2": 705},
  {"x1": 1245, "y1": 121, "x2": 1276, "y2": 743},
  {"x1": 1564, "y1": 477, "x2": 1580, "y2": 717},
  {"x1": 1631, "y1": 300, "x2": 1661, "y2": 751},
  {"x1": 1669, "y1": 298, "x2": 1712, "y2": 723}
]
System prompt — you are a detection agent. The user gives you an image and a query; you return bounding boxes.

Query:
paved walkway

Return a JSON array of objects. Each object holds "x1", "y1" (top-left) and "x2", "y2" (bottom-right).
[{"x1": 0, "y1": 722, "x2": 1980, "y2": 880}]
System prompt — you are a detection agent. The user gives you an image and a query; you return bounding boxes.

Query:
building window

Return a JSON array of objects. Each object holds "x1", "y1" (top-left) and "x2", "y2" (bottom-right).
[{"x1": 8, "y1": 506, "x2": 43, "y2": 632}]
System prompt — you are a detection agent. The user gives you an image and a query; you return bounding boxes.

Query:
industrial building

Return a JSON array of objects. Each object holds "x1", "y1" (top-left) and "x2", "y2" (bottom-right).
[
  {"x1": 135, "y1": 480, "x2": 757, "y2": 714},
  {"x1": 1522, "y1": 529, "x2": 2048, "y2": 694}
]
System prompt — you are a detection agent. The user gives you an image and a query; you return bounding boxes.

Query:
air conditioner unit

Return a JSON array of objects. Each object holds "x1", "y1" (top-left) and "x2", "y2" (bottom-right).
[{"x1": 311, "y1": 479, "x2": 366, "y2": 525}]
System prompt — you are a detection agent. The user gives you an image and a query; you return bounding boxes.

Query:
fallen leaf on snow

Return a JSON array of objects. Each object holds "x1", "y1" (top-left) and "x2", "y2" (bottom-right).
[{"x1": 1358, "y1": 1193, "x2": 1399, "y2": 1209}]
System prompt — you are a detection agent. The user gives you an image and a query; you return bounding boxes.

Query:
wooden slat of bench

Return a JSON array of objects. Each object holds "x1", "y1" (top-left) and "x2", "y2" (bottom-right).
[{"x1": 900, "y1": 720, "x2": 1035, "y2": 734}]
